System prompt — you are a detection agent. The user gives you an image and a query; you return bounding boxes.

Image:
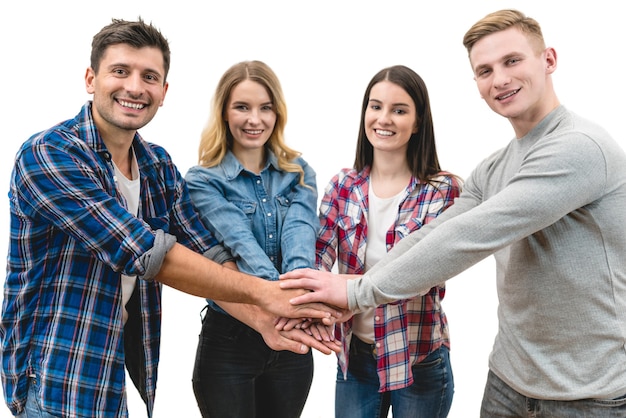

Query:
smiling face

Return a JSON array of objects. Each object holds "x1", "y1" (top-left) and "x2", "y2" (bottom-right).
[
  {"x1": 364, "y1": 80, "x2": 418, "y2": 155},
  {"x1": 85, "y1": 43, "x2": 168, "y2": 138},
  {"x1": 225, "y1": 79, "x2": 277, "y2": 156},
  {"x1": 470, "y1": 27, "x2": 558, "y2": 136}
]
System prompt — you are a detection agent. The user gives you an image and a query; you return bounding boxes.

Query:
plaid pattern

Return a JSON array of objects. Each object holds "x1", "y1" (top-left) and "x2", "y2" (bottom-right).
[
  {"x1": 316, "y1": 166, "x2": 461, "y2": 391},
  {"x1": 0, "y1": 102, "x2": 219, "y2": 417}
]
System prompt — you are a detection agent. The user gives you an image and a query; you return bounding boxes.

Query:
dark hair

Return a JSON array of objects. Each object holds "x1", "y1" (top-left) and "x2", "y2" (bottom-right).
[
  {"x1": 354, "y1": 65, "x2": 441, "y2": 182},
  {"x1": 90, "y1": 17, "x2": 171, "y2": 82}
]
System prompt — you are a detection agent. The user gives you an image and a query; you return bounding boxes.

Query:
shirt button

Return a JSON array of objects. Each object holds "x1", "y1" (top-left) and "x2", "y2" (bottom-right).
[
  {"x1": 268, "y1": 234, "x2": 273, "y2": 239},
  {"x1": 374, "y1": 316, "x2": 380, "y2": 321},
  {"x1": 262, "y1": 198, "x2": 267, "y2": 202},
  {"x1": 267, "y1": 213, "x2": 272, "y2": 217},
  {"x1": 257, "y1": 179, "x2": 261, "y2": 184}
]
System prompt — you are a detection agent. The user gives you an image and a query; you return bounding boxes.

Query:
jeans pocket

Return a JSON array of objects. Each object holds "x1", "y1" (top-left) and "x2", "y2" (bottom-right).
[
  {"x1": 200, "y1": 309, "x2": 245, "y2": 344},
  {"x1": 414, "y1": 346, "x2": 445, "y2": 369}
]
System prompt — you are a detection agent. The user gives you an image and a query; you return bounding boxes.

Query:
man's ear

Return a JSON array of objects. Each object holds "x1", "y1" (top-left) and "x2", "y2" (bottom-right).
[
  {"x1": 159, "y1": 81, "x2": 169, "y2": 107},
  {"x1": 85, "y1": 67, "x2": 96, "y2": 94},
  {"x1": 544, "y1": 47, "x2": 557, "y2": 75}
]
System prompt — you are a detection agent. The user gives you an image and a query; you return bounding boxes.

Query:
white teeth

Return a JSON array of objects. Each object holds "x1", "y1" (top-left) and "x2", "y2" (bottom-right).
[
  {"x1": 119, "y1": 100, "x2": 145, "y2": 110},
  {"x1": 376, "y1": 129, "x2": 394, "y2": 136},
  {"x1": 244, "y1": 130, "x2": 262, "y2": 135},
  {"x1": 498, "y1": 89, "x2": 519, "y2": 100}
]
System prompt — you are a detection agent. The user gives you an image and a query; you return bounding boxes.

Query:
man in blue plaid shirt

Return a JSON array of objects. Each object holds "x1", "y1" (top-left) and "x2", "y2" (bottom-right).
[{"x1": 0, "y1": 18, "x2": 336, "y2": 418}]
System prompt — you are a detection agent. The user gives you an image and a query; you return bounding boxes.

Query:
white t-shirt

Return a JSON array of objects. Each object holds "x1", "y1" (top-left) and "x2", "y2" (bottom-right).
[
  {"x1": 351, "y1": 180, "x2": 403, "y2": 343},
  {"x1": 112, "y1": 154, "x2": 140, "y2": 325}
]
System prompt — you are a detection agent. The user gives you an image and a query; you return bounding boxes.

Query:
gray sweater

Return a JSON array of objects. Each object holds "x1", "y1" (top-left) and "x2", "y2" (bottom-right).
[{"x1": 348, "y1": 106, "x2": 626, "y2": 400}]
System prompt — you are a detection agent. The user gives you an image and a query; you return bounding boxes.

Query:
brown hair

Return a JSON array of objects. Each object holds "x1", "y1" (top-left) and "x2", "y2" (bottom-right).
[
  {"x1": 90, "y1": 17, "x2": 171, "y2": 82},
  {"x1": 354, "y1": 65, "x2": 442, "y2": 184}
]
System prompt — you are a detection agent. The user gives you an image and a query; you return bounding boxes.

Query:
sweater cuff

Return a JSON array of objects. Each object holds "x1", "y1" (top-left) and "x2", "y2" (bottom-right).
[
  {"x1": 138, "y1": 229, "x2": 177, "y2": 281},
  {"x1": 203, "y1": 244, "x2": 235, "y2": 265},
  {"x1": 347, "y1": 279, "x2": 362, "y2": 312}
]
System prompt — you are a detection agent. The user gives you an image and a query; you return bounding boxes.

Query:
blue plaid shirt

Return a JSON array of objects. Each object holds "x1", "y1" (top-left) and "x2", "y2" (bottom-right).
[{"x1": 0, "y1": 102, "x2": 220, "y2": 417}]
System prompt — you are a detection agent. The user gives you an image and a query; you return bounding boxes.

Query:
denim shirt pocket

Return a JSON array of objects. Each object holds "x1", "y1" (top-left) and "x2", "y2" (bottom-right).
[
  {"x1": 231, "y1": 200, "x2": 257, "y2": 228},
  {"x1": 274, "y1": 192, "x2": 294, "y2": 220}
]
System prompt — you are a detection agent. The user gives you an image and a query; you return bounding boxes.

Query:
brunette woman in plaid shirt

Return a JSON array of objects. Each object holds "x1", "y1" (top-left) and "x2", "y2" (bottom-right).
[{"x1": 314, "y1": 65, "x2": 462, "y2": 418}]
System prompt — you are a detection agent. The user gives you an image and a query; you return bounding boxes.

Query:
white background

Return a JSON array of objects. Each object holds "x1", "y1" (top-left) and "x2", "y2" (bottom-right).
[{"x1": 0, "y1": 1, "x2": 624, "y2": 417}]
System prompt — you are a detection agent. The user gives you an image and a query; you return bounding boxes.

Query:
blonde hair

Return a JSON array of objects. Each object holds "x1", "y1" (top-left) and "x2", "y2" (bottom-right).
[
  {"x1": 463, "y1": 9, "x2": 545, "y2": 55},
  {"x1": 197, "y1": 60, "x2": 305, "y2": 185}
]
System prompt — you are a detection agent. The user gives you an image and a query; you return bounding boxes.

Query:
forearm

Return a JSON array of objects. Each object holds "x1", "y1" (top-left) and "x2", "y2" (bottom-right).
[
  {"x1": 155, "y1": 243, "x2": 263, "y2": 304},
  {"x1": 157, "y1": 243, "x2": 340, "y2": 322},
  {"x1": 215, "y1": 300, "x2": 269, "y2": 331}
]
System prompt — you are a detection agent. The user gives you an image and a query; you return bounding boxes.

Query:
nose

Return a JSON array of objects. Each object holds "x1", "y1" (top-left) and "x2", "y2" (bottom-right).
[
  {"x1": 492, "y1": 67, "x2": 511, "y2": 88},
  {"x1": 125, "y1": 72, "x2": 144, "y2": 96},
  {"x1": 378, "y1": 109, "x2": 393, "y2": 125},
  {"x1": 247, "y1": 109, "x2": 261, "y2": 124}
]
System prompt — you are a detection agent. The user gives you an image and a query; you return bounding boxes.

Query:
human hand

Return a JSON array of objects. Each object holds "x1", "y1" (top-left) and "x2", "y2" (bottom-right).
[
  {"x1": 303, "y1": 322, "x2": 336, "y2": 344},
  {"x1": 257, "y1": 280, "x2": 344, "y2": 324},
  {"x1": 279, "y1": 268, "x2": 353, "y2": 309},
  {"x1": 274, "y1": 317, "x2": 311, "y2": 331},
  {"x1": 279, "y1": 327, "x2": 341, "y2": 355},
  {"x1": 255, "y1": 311, "x2": 341, "y2": 355}
]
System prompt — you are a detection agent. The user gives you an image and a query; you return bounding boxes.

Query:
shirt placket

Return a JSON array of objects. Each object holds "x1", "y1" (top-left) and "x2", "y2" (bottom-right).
[{"x1": 254, "y1": 175, "x2": 279, "y2": 271}]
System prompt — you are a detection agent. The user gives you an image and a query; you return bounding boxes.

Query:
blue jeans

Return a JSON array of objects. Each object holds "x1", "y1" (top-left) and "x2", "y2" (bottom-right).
[
  {"x1": 192, "y1": 306, "x2": 314, "y2": 418},
  {"x1": 15, "y1": 376, "x2": 61, "y2": 418},
  {"x1": 335, "y1": 336, "x2": 454, "y2": 418},
  {"x1": 481, "y1": 370, "x2": 626, "y2": 417}
]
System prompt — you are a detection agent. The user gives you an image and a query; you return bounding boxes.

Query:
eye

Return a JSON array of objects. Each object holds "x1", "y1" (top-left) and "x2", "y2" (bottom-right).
[
  {"x1": 477, "y1": 68, "x2": 492, "y2": 79},
  {"x1": 394, "y1": 108, "x2": 407, "y2": 115},
  {"x1": 113, "y1": 68, "x2": 127, "y2": 76},
  {"x1": 235, "y1": 104, "x2": 248, "y2": 111},
  {"x1": 261, "y1": 104, "x2": 274, "y2": 111},
  {"x1": 507, "y1": 57, "x2": 520, "y2": 65},
  {"x1": 369, "y1": 104, "x2": 381, "y2": 110},
  {"x1": 144, "y1": 73, "x2": 159, "y2": 83}
]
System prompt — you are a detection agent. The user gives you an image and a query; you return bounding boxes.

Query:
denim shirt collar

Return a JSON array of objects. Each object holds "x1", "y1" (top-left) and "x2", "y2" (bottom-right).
[{"x1": 221, "y1": 148, "x2": 280, "y2": 180}]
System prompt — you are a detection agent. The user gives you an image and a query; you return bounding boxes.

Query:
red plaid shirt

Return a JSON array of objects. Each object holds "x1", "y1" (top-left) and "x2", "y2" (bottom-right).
[{"x1": 316, "y1": 166, "x2": 462, "y2": 391}]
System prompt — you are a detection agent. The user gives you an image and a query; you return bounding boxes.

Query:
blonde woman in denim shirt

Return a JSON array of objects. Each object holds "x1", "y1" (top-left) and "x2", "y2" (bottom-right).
[{"x1": 185, "y1": 60, "x2": 332, "y2": 418}]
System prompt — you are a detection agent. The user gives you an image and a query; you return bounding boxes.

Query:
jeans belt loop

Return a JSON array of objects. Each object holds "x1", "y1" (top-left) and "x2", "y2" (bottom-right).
[{"x1": 351, "y1": 335, "x2": 377, "y2": 359}]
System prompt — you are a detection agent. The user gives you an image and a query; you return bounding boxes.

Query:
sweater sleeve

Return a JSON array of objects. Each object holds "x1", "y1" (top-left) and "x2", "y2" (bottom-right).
[{"x1": 349, "y1": 131, "x2": 607, "y2": 310}]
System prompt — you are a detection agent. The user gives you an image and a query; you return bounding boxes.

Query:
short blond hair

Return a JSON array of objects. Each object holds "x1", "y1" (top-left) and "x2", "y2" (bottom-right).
[{"x1": 463, "y1": 9, "x2": 545, "y2": 55}]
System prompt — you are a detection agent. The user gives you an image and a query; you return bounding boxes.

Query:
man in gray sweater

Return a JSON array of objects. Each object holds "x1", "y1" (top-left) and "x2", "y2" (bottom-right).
[{"x1": 281, "y1": 9, "x2": 626, "y2": 417}]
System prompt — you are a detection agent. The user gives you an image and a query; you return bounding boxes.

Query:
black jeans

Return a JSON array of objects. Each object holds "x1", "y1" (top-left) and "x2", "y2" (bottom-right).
[{"x1": 192, "y1": 306, "x2": 314, "y2": 418}]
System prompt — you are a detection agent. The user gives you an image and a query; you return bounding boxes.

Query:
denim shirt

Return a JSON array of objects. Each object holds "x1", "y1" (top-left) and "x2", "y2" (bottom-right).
[{"x1": 186, "y1": 150, "x2": 319, "y2": 311}]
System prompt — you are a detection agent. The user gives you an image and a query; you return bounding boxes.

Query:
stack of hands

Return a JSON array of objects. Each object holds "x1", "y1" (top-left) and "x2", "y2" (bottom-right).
[{"x1": 261, "y1": 268, "x2": 357, "y2": 355}]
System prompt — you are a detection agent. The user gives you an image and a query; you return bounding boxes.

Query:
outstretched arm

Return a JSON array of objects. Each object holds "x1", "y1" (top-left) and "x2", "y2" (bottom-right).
[
  {"x1": 215, "y1": 300, "x2": 341, "y2": 355},
  {"x1": 155, "y1": 244, "x2": 342, "y2": 321}
]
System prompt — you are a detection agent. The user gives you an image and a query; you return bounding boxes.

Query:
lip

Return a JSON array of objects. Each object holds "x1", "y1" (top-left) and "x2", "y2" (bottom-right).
[
  {"x1": 374, "y1": 128, "x2": 395, "y2": 137},
  {"x1": 117, "y1": 99, "x2": 147, "y2": 111},
  {"x1": 495, "y1": 88, "x2": 520, "y2": 101},
  {"x1": 243, "y1": 129, "x2": 263, "y2": 135}
]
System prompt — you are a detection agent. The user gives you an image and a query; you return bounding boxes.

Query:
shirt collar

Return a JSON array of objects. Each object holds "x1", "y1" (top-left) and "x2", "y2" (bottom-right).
[
  {"x1": 221, "y1": 148, "x2": 279, "y2": 180},
  {"x1": 74, "y1": 101, "x2": 159, "y2": 177}
]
